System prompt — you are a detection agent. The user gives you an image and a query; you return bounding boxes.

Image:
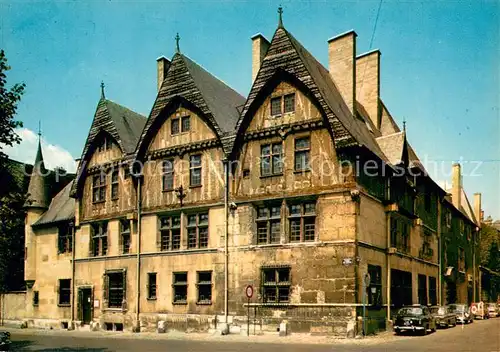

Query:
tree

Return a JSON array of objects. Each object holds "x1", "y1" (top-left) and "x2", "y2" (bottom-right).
[{"x1": 0, "y1": 50, "x2": 25, "y2": 292}]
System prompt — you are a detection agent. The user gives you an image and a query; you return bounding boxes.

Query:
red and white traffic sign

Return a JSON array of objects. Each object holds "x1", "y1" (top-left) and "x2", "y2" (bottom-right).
[{"x1": 245, "y1": 285, "x2": 253, "y2": 299}]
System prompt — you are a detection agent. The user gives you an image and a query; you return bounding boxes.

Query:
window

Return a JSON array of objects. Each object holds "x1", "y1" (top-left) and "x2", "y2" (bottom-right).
[
  {"x1": 391, "y1": 269, "x2": 412, "y2": 308},
  {"x1": 368, "y1": 265, "x2": 382, "y2": 307},
  {"x1": 420, "y1": 231, "x2": 433, "y2": 260},
  {"x1": 120, "y1": 219, "x2": 131, "y2": 254},
  {"x1": 147, "y1": 273, "x2": 157, "y2": 300},
  {"x1": 390, "y1": 217, "x2": 410, "y2": 253},
  {"x1": 283, "y1": 93, "x2": 295, "y2": 113},
  {"x1": 459, "y1": 219, "x2": 465, "y2": 235},
  {"x1": 187, "y1": 213, "x2": 209, "y2": 249},
  {"x1": 33, "y1": 291, "x2": 39, "y2": 306},
  {"x1": 197, "y1": 271, "x2": 212, "y2": 304},
  {"x1": 270, "y1": 96, "x2": 282, "y2": 116},
  {"x1": 261, "y1": 267, "x2": 291, "y2": 303},
  {"x1": 418, "y1": 274, "x2": 427, "y2": 305},
  {"x1": 458, "y1": 247, "x2": 465, "y2": 272},
  {"x1": 288, "y1": 201, "x2": 316, "y2": 242},
  {"x1": 445, "y1": 209, "x2": 451, "y2": 228},
  {"x1": 90, "y1": 222, "x2": 108, "y2": 257},
  {"x1": 162, "y1": 159, "x2": 174, "y2": 191},
  {"x1": 111, "y1": 170, "x2": 119, "y2": 200},
  {"x1": 294, "y1": 137, "x2": 310, "y2": 172},
  {"x1": 424, "y1": 192, "x2": 431, "y2": 212},
  {"x1": 256, "y1": 205, "x2": 281, "y2": 245},
  {"x1": 98, "y1": 136, "x2": 113, "y2": 152},
  {"x1": 92, "y1": 172, "x2": 106, "y2": 203},
  {"x1": 159, "y1": 215, "x2": 181, "y2": 251},
  {"x1": 171, "y1": 118, "x2": 180, "y2": 135},
  {"x1": 173, "y1": 272, "x2": 188, "y2": 304},
  {"x1": 58, "y1": 279, "x2": 71, "y2": 306},
  {"x1": 105, "y1": 271, "x2": 126, "y2": 309},
  {"x1": 58, "y1": 222, "x2": 72, "y2": 254},
  {"x1": 190, "y1": 154, "x2": 202, "y2": 186},
  {"x1": 429, "y1": 276, "x2": 437, "y2": 305},
  {"x1": 465, "y1": 225, "x2": 471, "y2": 241},
  {"x1": 260, "y1": 143, "x2": 283, "y2": 176},
  {"x1": 181, "y1": 116, "x2": 190, "y2": 132}
]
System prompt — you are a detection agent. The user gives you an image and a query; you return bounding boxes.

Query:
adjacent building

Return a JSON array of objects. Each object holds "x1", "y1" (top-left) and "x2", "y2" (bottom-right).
[{"x1": 22, "y1": 14, "x2": 483, "y2": 336}]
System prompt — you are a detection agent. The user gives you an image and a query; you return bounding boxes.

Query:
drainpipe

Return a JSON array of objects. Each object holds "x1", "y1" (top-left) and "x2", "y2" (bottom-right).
[
  {"x1": 135, "y1": 176, "x2": 142, "y2": 332},
  {"x1": 223, "y1": 159, "x2": 229, "y2": 324},
  {"x1": 386, "y1": 178, "x2": 391, "y2": 325},
  {"x1": 437, "y1": 199, "x2": 442, "y2": 305},
  {"x1": 70, "y1": 222, "x2": 76, "y2": 328}
]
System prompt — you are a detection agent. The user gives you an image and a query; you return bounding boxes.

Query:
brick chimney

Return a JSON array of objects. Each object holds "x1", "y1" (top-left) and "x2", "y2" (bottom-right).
[
  {"x1": 251, "y1": 33, "x2": 270, "y2": 82},
  {"x1": 473, "y1": 193, "x2": 482, "y2": 224},
  {"x1": 451, "y1": 163, "x2": 462, "y2": 209},
  {"x1": 356, "y1": 50, "x2": 381, "y2": 129},
  {"x1": 328, "y1": 30, "x2": 357, "y2": 115},
  {"x1": 156, "y1": 56, "x2": 171, "y2": 92}
]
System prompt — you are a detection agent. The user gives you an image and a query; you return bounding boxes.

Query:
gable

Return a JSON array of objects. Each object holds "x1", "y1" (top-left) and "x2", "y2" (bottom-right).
[
  {"x1": 147, "y1": 106, "x2": 217, "y2": 153},
  {"x1": 88, "y1": 133, "x2": 123, "y2": 167}
]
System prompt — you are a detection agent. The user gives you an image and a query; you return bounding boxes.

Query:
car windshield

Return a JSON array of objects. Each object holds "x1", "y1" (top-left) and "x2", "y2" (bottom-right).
[
  {"x1": 398, "y1": 307, "x2": 423, "y2": 316},
  {"x1": 430, "y1": 307, "x2": 446, "y2": 314},
  {"x1": 448, "y1": 305, "x2": 465, "y2": 312}
]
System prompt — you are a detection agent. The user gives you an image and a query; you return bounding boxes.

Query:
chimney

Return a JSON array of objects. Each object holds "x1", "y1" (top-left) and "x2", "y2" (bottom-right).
[
  {"x1": 451, "y1": 163, "x2": 462, "y2": 209},
  {"x1": 156, "y1": 56, "x2": 171, "y2": 92},
  {"x1": 251, "y1": 33, "x2": 270, "y2": 82},
  {"x1": 356, "y1": 50, "x2": 381, "y2": 129},
  {"x1": 328, "y1": 30, "x2": 357, "y2": 115},
  {"x1": 473, "y1": 193, "x2": 482, "y2": 224}
]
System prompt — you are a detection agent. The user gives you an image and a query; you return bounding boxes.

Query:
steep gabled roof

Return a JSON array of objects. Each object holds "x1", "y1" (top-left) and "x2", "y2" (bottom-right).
[
  {"x1": 33, "y1": 180, "x2": 75, "y2": 227},
  {"x1": 70, "y1": 98, "x2": 146, "y2": 197},
  {"x1": 25, "y1": 139, "x2": 50, "y2": 209},
  {"x1": 235, "y1": 27, "x2": 386, "y2": 162},
  {"x1": 135, "y1": 53, "x2": 245, "y2": 158}
]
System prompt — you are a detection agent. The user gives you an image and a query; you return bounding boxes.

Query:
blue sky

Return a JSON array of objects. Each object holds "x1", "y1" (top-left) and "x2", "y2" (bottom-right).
[{"x1": 1, "y1": 0, "x2": 498, "y2": 218}]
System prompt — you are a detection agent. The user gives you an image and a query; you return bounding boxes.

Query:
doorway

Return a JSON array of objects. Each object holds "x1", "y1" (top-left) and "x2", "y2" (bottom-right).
[{"x1": 78, "y1": 288, "x2": 93, "y2": 325}]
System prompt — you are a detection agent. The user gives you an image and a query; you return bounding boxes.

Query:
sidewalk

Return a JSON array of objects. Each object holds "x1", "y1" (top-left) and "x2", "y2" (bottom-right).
[{"x1": 1, "y1": 326, "x2": 403, "y2": 346}]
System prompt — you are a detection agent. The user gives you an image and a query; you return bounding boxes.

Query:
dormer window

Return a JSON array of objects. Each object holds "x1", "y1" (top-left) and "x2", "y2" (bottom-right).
[
  {"x1": 97, "y1": 136, "x2": 113, "y2": 152},
  {"x1": 92, "y1": 173, "x2": 106, "y2": 203},
  {"x1": 181, "y1": 116, "x2": 191, "y2": 132},
  {"x1": 171, "y1": 118, "x2": 180, "y2": 135},
  {"x1": 270, "y1": 93, "x2": 296, "y2": 117}
]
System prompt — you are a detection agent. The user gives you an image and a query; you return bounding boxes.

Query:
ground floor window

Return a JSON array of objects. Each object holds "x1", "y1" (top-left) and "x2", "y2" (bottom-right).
[
  {"x1": 368, "y1": 265, "x2": 382, "y2": 307},
  {"x1": 261, "y1": 266, "x2": 291, "y2": 303},
  {"x1": 173, "y1": 272, "x2": 188, "y2": 304},
  {"x1": 391, "y1": 269, "x2": 412, "y2": 307},
  {"x1": 197, "y1": 271, "x2": 212, "y2": 304},
  {"x1": 147, "y1": 273, "x2": 157, "y2": 300},
  {"x1": 58, "y1": 279, "x2": 71, "y2": 306},
  {"x1": 33, "y1": 291, "x2": 39, "y2": 306},
  {"x1": 104, "y1": 270, "x2": 126, "y2": 309},
  {"x1": 429, "y1": 276, "x2": 437, "y2": 305},
  {"x1": 418, "y1": 274, "x2": 427, "y2": 305}
]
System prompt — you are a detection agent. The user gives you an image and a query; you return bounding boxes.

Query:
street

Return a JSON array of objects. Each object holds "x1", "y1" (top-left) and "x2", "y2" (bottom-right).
[{"x1": 5, "y1": 318, "x2": 500, "y2": 352}]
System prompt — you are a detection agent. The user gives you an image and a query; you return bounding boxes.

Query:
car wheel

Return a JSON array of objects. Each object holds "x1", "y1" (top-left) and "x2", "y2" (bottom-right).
[{"x1": 395, "y1": 330, "x2": 401, "y2": 336}]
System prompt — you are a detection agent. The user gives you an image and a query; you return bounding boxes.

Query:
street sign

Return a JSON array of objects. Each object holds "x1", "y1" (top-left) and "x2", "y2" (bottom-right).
[
  {"x1": 342, "y1": 258, "x2": 353, "y2": 266},
  {"x1": 245, "y1": 285, "x2": 254, "y2": 299}
]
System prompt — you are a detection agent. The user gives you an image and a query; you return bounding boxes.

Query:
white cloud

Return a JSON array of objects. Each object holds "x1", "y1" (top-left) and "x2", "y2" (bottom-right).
[{"x1": 3, "y1": 128, "x2": 77, "y2": 173}]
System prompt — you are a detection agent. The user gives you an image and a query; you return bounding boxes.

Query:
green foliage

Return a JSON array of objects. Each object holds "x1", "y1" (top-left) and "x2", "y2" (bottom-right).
[
  {"x1": 480, "y1": 224, "x2": 500, "y2": 268},
  {"x1": 0, "y1": 50, "x2": 26, "y2": 292}
]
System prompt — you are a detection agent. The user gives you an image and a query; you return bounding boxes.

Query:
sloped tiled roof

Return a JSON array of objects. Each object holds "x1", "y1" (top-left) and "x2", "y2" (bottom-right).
[
  {"x1": 33, "y1": 181, "x2": 75, "y2": 227},
  {"x1": 25, "y1": 139, "x2": 50, "y2": 209},
  {"x1": 235, "y1": 27, "x2": 387, "y2": 163},
  {"x1": 135, "y1": 53, "x2": 245, "y2": 158},
  {"x1": 70, "y1": 98, "x2": 146, "y2": 197}
]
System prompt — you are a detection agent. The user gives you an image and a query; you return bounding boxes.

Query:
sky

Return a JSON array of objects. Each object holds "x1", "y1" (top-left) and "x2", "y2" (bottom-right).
[{"x1": 0, "y1": 0, "x2": 498, "y2": 218}]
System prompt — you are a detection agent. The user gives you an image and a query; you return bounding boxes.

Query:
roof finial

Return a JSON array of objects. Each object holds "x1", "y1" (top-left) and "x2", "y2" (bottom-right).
[
  {"x1": 175, "y1": 33, "x2": 180, "y2": 53},
  {"x1": 38, "y1": 120, "x2": 41, "y2": 138},
  {"x1": 100, "y1": 81, "x2": 105, "y2": 100},
  {"x1": 278, "y1": 5, "x2": 284, "y2": 28},
  {"x1": 403, "y1": 117, "x2": 407, "y2": 133}
]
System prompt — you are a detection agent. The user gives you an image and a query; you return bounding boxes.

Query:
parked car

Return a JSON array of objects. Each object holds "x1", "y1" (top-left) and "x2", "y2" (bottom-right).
[
  {"x1": 430, "y1": 305, "x2": 456, "y2": 328},
  {"x1": 0, "y1": 331, "x2": 11, "y2": 351},
  {"x1": 394, "y1": 305, "x2": 436, "y2": 335},
  {"x1": 471, "y1": 302, "x2": 490, "y2": 320},
  {"x1": 486, "y1": 303, "x2": 499, "y2": 318},
  {"x1": 448, "y1": 304, "x2": 474, "y2": 324}
]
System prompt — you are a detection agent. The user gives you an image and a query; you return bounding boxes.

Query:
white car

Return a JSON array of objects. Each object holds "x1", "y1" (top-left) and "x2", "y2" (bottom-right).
[{"x1": 487, "y1": 303, "x2": 499, "y2": 318}]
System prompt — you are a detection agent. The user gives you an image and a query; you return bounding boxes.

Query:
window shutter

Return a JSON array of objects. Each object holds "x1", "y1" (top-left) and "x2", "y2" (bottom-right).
[
  {"x1": 102, "y1": 274, "x2": 109, "y2": 308},
  {"x1": 122, "y1": 270, "x2": 127, "y2": 310},
  {"x1": 77, "y1": 289, "x2": 83, "y2": 320}
]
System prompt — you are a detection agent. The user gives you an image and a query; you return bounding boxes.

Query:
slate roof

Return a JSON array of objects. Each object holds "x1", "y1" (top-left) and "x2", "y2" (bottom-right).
[
  {"x1": 70, "y1": 98, "x2": 147, "y2": 197},
  {"x1": 234, "y1": 27, "x2": 387, "y2": 163},
  {"x1": 25, "y1": 139, "x2": 50, "y2": 209},
  {"x1": 33, "y1": 180, "x2": 75, "y2": 227},
  {"x1": 135, "y1": 53, "x2": 245, "y2": 158}
]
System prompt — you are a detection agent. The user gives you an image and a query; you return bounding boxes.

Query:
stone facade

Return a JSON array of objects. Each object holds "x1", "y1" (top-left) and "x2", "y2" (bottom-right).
[{"x1": 21, "y1": 17, "x2": 482, "y2": 337}]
